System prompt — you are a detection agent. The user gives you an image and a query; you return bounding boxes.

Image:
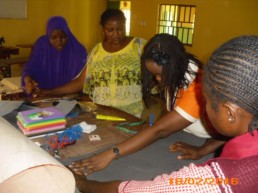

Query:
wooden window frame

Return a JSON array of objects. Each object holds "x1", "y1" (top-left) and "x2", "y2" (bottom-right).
[{"x1": 157, "y1": 4, "x2": 196, "y2": 46}]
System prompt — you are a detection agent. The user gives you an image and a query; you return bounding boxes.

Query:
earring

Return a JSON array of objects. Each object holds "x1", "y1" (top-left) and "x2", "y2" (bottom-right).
[{"x1": 228, "y1": 116, "x2": 235, "y2": 123}]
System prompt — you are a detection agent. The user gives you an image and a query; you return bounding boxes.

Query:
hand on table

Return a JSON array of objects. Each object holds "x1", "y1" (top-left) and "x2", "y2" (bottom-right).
[
  {"x1": 69, "y1": 150, "x2": 114, "y2": 176},
  {"x1": 169, "y1": 141, "x2": 202, "y2": 160},
  {"x1": 35, "y1": 89, "x2": 51, "y2": 97},
  {"x1": 67, "y1": 166, "x2": 88, "y2": 192}
]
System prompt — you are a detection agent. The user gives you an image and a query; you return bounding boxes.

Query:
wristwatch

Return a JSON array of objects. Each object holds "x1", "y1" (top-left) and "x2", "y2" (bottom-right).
[{"x1": 112, "y1": 146, "x2": 120, "y2": 159}]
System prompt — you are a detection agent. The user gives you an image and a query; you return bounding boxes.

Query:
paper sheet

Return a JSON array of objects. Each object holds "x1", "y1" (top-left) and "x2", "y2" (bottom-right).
[
  {"x1": 55, "y1": 99, "x2": 78, "y2": 115},
  {"x1": 0, "y1": 117, "x2": 75, "y2": 193},
  {"x1": 0, "y1": 100, "x2": 23, "y2": 116}
]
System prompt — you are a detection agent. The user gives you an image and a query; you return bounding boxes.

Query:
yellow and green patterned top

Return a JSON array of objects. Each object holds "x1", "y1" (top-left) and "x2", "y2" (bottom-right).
[{"x1": 83, "y1": 37, "x2": 147, "y2": 117}]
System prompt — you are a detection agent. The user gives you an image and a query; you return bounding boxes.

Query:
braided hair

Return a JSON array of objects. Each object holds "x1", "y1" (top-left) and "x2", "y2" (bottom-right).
[
  {"x1": 203, "y1": 35, "x2": 258, "y2": 134},
  {"x1": 141, "y1": 33, "x2": 202, "y2": 108}
]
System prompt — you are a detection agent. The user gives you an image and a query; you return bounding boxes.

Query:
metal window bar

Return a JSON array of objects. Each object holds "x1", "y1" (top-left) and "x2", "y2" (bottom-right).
[{"x1": 158, "y1": 4, "x2": 196, "y2": 45}]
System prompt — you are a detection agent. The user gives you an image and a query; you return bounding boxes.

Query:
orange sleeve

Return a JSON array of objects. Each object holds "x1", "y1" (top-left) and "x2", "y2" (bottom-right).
[{"x1": 175, "y1": 78, "x2": 205, "y2": 119}]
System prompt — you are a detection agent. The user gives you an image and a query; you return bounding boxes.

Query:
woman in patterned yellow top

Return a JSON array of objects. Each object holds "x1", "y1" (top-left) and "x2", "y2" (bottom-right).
[
  {"x1": 83, "y1": 9, "x2": 146, "y2": 117},
  {"x1": 40, "y1": 9, "x2": 146, "y2": 117}
]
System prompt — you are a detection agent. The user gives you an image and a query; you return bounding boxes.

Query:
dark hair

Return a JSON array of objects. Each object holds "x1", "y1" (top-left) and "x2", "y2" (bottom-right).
[
  {"x1": 141, "y1": 33, "x2": 202, "y2": 108},
  {"x1": 100, "y1": 9, "x2": 126, "y2": 26},
  {"x1": 204, "y1": 35, "x2": 258, "y2": 134}
]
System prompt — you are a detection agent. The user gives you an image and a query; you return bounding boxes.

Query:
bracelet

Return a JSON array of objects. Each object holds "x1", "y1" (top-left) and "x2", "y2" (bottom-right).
[{"x1": 112, "y1": 146, "x2": 120, "y2": 160}]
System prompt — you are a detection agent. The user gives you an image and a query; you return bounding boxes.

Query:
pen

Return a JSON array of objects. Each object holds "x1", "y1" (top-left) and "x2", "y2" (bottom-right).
[{"x1": 149, "y1": 113, "x2": 154, "y2": 126}]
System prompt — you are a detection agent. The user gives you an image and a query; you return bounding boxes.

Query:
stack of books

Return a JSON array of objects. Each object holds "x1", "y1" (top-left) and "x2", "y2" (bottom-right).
[{"x1": 17, "y1": 107, "x2": 67, "y2": 137}]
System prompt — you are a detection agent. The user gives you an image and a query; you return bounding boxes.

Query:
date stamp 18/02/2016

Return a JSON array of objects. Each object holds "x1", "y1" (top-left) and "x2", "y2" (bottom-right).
[{"x1": 169, "y1": 178, "x2": 239, "y2": 186}]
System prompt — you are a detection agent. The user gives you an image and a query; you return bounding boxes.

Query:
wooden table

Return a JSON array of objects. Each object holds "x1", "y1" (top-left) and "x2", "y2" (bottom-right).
[
  {"x1": 29, "y1": 94, "x2": 148, "y2": 161},
  {"x1": 16, "y1": 43, "x2": 34, "y2": 51},
  {"x1": 0, "y1": 56, "x2": 29, "y2": 66},
  {"x1": 0, "y1": 46, "x2": 19, "y2": 59}
]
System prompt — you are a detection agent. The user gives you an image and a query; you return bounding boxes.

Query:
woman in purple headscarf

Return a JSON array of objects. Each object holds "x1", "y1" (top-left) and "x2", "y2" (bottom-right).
[{"x1": 22, "y1": 16, "x2": 87, "y2": 95}]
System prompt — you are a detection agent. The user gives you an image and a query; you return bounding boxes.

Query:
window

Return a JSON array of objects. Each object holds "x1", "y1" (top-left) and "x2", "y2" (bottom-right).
[
  {"x1": 120, "y1": 1, "x2": 131, "y2": 36},
  {"x1": 158, "y1": 4, "x2": 196, "y2": 45}
]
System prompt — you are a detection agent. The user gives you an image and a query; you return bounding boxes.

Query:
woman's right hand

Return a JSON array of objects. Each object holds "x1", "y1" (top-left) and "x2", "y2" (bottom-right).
[
  {"x1": 24, "y1": 76, "x2": 39, "y2": 95},
  {"x1": 69, "y1": 149, "x2": 115, "y2": 176}
]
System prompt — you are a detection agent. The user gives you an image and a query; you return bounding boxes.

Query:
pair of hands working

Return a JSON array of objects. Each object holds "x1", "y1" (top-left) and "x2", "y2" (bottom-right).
[
  {"x1": 68, "y1": 110, "x2": 211, "y2": 177},
  {"x1": 23, "y1": 76, "x2": 49, "y2": 97},
  {"x1": 22, "y1": 78, "x2": 220, "y2": 176},
  {"x1": 68, "y1": 142, "x2": 208, "y2": 177}
]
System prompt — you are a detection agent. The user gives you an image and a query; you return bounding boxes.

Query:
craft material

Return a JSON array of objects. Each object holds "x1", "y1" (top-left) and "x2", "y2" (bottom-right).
[
  {"x1": 96, "y1": 114, "x2": 126, "y2": 121},
  {"x1": 55, "y1": 99, "x2": 78, "y2": 116},
  {"x1": 68, "y1": 121, "x2": 97, "y2": 134},
  {"x1": 16, "y1": 107, "x2": 66, "y2": 136},
  {"x1": 45, "y1": 125, "x2": 83, "y2": 151},
  {"x1": 17, "y1": 122, "x2": 66, "y2": 137},
  {"x1": 0, "y1": 77, "x2": 24, "y2": 100},
  {"x1": 89, "y1": 134, "x2": 101, "y2": 141},
  {"x1": 78, "y1": 101, "x2": 98, "y2": 112},
  {"x1": 66, "y1": 110, "x2": 80, "y2": 118},
  {"x1": 48, "y1": 135, "x2": 76, "y2": 149},
  {"x1": 116, "y1": 120, "x2": 146, "y2": 134}
]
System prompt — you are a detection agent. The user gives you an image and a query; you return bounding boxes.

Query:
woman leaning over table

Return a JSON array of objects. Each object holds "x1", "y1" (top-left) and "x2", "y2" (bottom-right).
[
  {"x1": 74, "y1": 35, "x2": 258, "y2": 193},
  {"x1": 22, "y1": 16, "x2": 87, "y2": 96},
  {"x1": 39, "y1": 9, "x2": 146, "y2": 117},
  {"x1": 69, "y1": 34, "x2": 226, "y2": 176}
]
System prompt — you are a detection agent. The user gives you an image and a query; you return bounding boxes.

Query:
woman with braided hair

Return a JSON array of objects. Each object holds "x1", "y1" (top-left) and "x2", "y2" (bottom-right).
[
  {"x1": 72, "y1": 35, "x2": 258, "y2": 192},
  {"x1": 70, "y1": 34, "x2": 225, "y2": 176},
  {"x1": 141, "y1": 33, "x2": 225, "y2": 159}
]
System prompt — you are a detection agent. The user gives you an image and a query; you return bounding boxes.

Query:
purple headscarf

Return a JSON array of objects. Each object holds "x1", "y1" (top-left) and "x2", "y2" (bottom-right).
[{"x1": 22, "y1": 16, "x2": 87, "y2": 91}]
